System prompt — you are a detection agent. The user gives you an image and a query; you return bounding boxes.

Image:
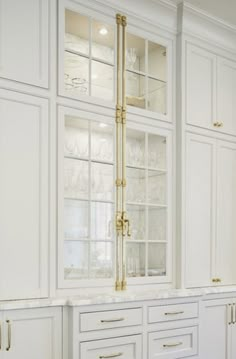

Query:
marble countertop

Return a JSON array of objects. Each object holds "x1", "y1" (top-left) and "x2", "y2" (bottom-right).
[{"x1": 1, "y1": 286, "x2": 236, "y2": 310}]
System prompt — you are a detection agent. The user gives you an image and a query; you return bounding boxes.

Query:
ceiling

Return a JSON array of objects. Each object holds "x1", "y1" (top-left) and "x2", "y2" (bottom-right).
[{"x1": 170, "y1": 0, "x2": 236, "y2": 26}]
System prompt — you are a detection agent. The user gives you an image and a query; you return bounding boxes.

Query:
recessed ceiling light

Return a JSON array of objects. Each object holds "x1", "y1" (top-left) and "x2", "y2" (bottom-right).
[
  {"x1": 99, "y1": 123, "x2": 108, "y2": 128},
  {"x1": 99, "y1": 27, "x2": 108, "y2": 36}
]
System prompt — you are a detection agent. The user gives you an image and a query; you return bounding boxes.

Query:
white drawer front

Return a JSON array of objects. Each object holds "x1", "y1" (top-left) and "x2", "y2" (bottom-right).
[
  {"x1": 80, "y1": 308, "x2": 142, "y2": 332},
  {"x1": 148, "y1": 303, "x2": 198, "y2": 323},
  {"x1": 81, "y1": 335, "x2": 142, "y2": 359},
  {"x1": 149, "y1": 327, "x2": 198, "y2": 359}
]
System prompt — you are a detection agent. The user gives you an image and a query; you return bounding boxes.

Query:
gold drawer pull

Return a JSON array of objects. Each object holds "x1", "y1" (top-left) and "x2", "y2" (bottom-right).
[
  {"x1": 164, "y1": 311, "x2": 184, "y2": 315},
  {"x1": 99, "y1": 352, "x2": 123, "y2": 358},
  {"x1": 163, "y1": 342, "x2": 183, "y2": 348},
  {"x1": 101, "y1": 318, "x2": 125, "y2": 323},
  {"x1": 6, "y1": 320, "x2": 11, "y2": 351}
]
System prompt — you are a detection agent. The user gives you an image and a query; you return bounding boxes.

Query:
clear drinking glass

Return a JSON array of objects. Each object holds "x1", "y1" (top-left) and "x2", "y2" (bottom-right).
[{"x1": 148, "y1": 243, "x2": 166, "y2": 276}]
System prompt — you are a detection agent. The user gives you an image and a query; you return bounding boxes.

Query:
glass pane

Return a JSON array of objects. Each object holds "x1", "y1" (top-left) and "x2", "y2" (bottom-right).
[
  {"x1": 126, "y1": 33, "x2": 145, "y2": 73},
  {"x1": 90, "y1": 242, "x2": 113, "y2": 278},
  {"x1": 126, "y1": 242, "x2": 145, "y2": 277},
  {"x1": 148, "y1": 134, "x2": 166, "y2": 170},
  {"x1": 127, "y1": 204, "x2": 145, "y2": 240},
  {"x1": 148, "y1": 42, "x2": 167, "y2": 80},
  {"x1": 64, "y1": 116, "x2": 89, "y2": 158},
  {"x1": 148, "y1": 207, "x2": 166, "y2": 241},
  {"x1": 91, "y1": 162, "x2": 113, "y2": 201},
  {"x1": 147, "y1": 77, "x2": 166, "y2": 114},
  {"x1": 127, "y1": 129, "x2": 145, "y2": 167},
  {"x1": 64, "y1": 241, "x2": 88, "y2": 279},
  {"x1": 127, "y1": 168, "x2": 145, "y2": 203},
  {"x1": 64, "y1": 158, "x2": 89, "y2": 200},
  {"x1": 65, "y1": 10, "x2": 89, "y2": 55},
  {"x1": 91, "y1": 61, "x2": 114, "y2": 102},
  {"x1": 91, "y1": 202, "x2": 113, "y2": 240},
  {"x1": 148, "y1": 243, "x2": 166, "y2": 276},
  {"x1": 64, "y1": 199, "x2": 89, "y2": 240},
  {"x1": 92, "y1": 20, "x2": 114, "y2": 63},
  {"x1": 126, "y1": 72, "x2": 146, "y2": 109},
  {"x1": 148, "y1": 170, "x2": 166, "y2": 205},
  {"x1": 91, "y1": 122, "x2": 113, "y2": 162},
  {"x1": 64, "y1": 52, "x2": 89, "y2": 96}
]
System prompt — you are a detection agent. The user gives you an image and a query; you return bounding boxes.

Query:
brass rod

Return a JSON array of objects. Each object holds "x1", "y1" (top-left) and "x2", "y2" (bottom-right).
[
  {"x1": 121, "y1": 15, "x2": 127, "y2": 290},
  {"x1": 115, "y1": 14, "x2": 122, "y2": 291}
]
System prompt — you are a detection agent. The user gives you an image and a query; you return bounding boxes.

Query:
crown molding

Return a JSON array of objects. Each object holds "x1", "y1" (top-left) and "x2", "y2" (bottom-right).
[{"x1": 177, "y1": 1, "x2": 236, "y2": 53}]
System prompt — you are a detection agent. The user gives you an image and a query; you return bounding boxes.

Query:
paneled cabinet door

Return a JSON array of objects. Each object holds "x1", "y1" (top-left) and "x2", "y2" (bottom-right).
[
  {"x1": 1, "y1": 308, "x2": 62, "y2": 359},
  {"x1": 202, "y1": 299, "x2": 231, "y2": 359},
  {"x1": 0, "y1": 0, "x2": 49, "y2": 87},
  {"x1": 216, "y1": 141, "x2": 236, "y2": 285},
  {"x1": 217, "y1": 57, "x2": 236, "y2": 136},
  {"x1": 186, "y1": 44, "x2": 216, "y2": 129},
  {"x1": 185, "y1": 133, "x2": 216, "y2": 287},
  {"x1": 0, "y1": 90, "x2": 49, "y2": 300}
]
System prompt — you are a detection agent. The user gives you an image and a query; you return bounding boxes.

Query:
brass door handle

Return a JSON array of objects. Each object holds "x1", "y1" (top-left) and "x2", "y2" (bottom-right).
[
  {"x1": 228, "y1": 304, "x2": 232, "y2": 325},
  {"x1": 99, "y1": 353, "x2": 123, "y2": 358},
  {"x1": 164, "y1": 311, "x2": 184, "y2": 316},
  {"x1": 233, "y1": 303, "x2": 236, "y2": 324},
  {"x1": 163, "y1": 342, "x2": 183, "y2": 348},
  {"x1": 100, "y1": 318, "x2": 125, "y2": 323},
  {"x1": 6, "y1": 320, "x2": 11, "y2": 351}
]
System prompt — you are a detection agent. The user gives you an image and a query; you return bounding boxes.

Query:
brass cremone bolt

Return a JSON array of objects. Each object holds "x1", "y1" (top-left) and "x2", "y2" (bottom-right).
[
  {"x1": 116, "y1": 106, "x2": 122, "y2": 123},
  {"x1": 122, "y1": 15, "x2": 127, "y2": 26},
  {"x1": 122, "y1": 108, "x2": 126, "y2": 124},
  {"x1": 116, "y1": 179, "x2": 122, "y2": 187},
  {"x1": 122, "y1": 280, "x2": 127, "y2": 290},
  {"x1": 116, "y1": 212, "x2": 123, "y2": 233},
  {"x1": 116, "y1": 14, "x2": 122, "y2": 25},
  {"x1": 115, "y1": 280, "x2": 122, "y2": 291}
]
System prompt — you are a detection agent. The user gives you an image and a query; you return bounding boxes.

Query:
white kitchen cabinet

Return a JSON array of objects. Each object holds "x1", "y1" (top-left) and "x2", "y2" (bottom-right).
[
  {"x1": 185, "y1": 133, "x2": 216, "y2": 287},
  {"x1": 216, "y1": 141, "x2": 236, "y2": 285},
  {"x1": 57, "y1": 106, "x2": 173, "y2": 289},
  {"x1": 58, "y1": 0, "x2": 172, "y2": 120},
  {"x1": 185, "y1": 43, "x2": 236, "y2": 136},
  {"x1": 185, "y1": 133, "x2": 236, "y2": 287},
  {"x1": 186, "y1": 44, "x2": 216, "y2": 130},
  {"x1": 0, "y1": 0, "x2": 49, "y2": 87},
  {"x1": 202, "y1": 299, "x2": 236, "y2": 359},
  {"x1": 217, "y1": 58, "x2": 236, "y2": 136},
  {"x1": 0, "y1": 307, "x2": 62, "y2": 359},
  {"x1": 0, "y1": 90, "x2": 49, "y2": 300}
]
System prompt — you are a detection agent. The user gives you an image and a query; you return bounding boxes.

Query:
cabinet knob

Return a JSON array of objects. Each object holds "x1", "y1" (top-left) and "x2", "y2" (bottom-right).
[
  {"x1": 212, "y1": 278, "x2": 221, "y2": 283},
  {"x1": 213, "y1": 122, "x2": 223, "y2": 128}
]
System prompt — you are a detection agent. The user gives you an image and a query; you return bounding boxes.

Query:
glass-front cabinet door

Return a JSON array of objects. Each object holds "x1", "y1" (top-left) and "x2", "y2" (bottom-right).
[
  {"x1": 58, "y1": 107, "x2": 172, "y2": 288},
  {"x1": 59, "y1": 1, "x2": 171, "y2": 120}
]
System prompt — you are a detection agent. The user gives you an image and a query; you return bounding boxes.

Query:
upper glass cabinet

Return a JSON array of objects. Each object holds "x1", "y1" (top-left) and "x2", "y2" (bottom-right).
[
  {"x1": 59, "y1": 4, "x2": 169, "y2": 118},
  {"x1": 126, "y1": 33, "x2": 167, "y2": 114},
  {"x1": 64, "y1": 9, "x2": 115, "y2": 102}
]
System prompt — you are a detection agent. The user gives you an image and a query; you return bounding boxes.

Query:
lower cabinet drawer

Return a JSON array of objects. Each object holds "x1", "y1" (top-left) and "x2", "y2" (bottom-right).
[
  {"x1": 80, "y1": 308, "x2": 142, "y2": 332},
  {"x1": 80, "y1": 335, "x2": 142, "y2": 359},
  {"x1": 148, "y1": 303, "x2": 198, "y2": 323},
  {"x1": 148, "y1": 327, "x2": 198, "y2": 359}
]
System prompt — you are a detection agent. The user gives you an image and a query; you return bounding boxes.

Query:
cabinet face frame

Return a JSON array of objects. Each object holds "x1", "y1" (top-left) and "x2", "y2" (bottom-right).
[
  {"x1": 57, "y1": 106, "x2": 173, "y2": 289},
  {"x1": 58, "y1": 0, "x2": 174, "y2": 122},
  {"x1": 0, "y1": 90, "x2": 49, "y2": 300}
]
